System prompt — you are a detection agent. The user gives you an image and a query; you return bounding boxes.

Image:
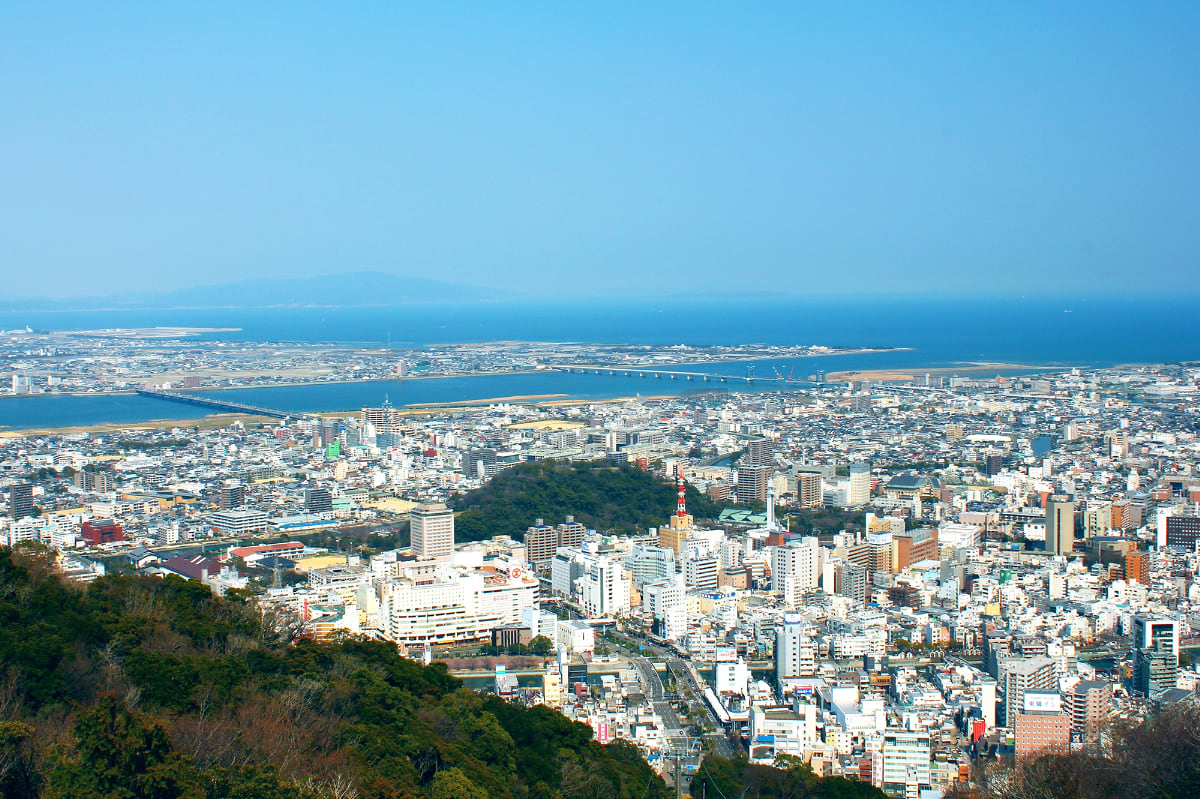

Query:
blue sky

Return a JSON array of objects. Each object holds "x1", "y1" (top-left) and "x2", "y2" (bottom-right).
[{"x1": 2, "y1": 2, "x2": 1197, "y2": 298}]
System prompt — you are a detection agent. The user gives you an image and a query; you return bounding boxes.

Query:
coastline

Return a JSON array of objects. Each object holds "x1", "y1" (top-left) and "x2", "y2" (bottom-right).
[
  {"x1": 822, "y1": 362, "x2": 1074, "y2": 383},
  {"x1": 0, "y1": 358, "x2": 1092, "y2": 436},
  {"x1": 0, "y1": 346, "x2": 910, "y2": 400}
]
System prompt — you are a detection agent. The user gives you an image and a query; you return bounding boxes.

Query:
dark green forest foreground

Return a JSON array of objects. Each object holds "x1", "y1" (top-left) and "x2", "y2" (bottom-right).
[
  {"x1": 0, "y1": 545, "x2": 668, "y2": 799},
  {"x1": 450, "y1": 460, "x2": 723, "y2": 542},
  {"x1": 946, "y1": 701, "x2": 1200, "y2": 799},
  {"x1": 691, "y1": 754, "x2": 885, "y2": 799}
]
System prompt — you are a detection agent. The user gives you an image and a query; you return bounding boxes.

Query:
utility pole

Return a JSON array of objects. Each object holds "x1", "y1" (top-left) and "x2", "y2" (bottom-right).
[{"x1": 665, "y1": 734, "x2": 701, "y2": 799}]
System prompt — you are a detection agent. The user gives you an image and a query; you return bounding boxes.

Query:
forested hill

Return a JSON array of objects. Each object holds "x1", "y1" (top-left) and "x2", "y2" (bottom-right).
[
  {"x1": 0, "y1": 545, "x2": 668, "y2": 799},
  {"x1": 449, "y1": 460, "x2": 724, "y2": 543}
]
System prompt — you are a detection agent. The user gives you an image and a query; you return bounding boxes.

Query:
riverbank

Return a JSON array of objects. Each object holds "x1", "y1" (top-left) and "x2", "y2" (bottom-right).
[
  {"x1": 0, "y1": 412, "x2": 267, "y2": 439},
  {"x1": 823, "y1": 362, "x2": 1073, "y2": 383},
  {"x1": 0, "y1": 347, "x2": 908, "y2": 401}
]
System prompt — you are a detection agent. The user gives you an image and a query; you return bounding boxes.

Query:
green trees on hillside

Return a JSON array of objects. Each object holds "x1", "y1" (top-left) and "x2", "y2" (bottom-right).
[
  {"x1": 449, "y1": 460, "x2": 722, "y2": 543},
  {"x1": 0, "y1": 544, "x2": 669, "y2": 799}
]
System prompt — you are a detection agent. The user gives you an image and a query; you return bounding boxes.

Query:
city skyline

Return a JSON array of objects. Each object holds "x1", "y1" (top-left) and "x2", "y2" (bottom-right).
[{"x1": 3, "y1": 3, "x2": 1199, "y2": 298}]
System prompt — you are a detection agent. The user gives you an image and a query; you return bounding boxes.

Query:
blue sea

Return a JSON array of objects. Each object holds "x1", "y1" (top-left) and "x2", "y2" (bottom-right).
[{"x1": 1, "y1": 296, "x2": 1196, "y2": 430}]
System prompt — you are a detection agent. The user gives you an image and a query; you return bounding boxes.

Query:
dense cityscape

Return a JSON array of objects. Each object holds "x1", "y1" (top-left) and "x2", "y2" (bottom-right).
[
  {"x1": 4, "y1": 3, "x2": 1198, "y2": 796},
  {"x1": 4, "y1": 356, "x2": 1199, "y2": 798}
]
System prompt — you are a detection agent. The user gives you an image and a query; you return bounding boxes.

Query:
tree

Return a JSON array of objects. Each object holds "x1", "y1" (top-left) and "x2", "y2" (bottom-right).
[
  {"x1": 43, "y1": 696, "x2": 202, "y2": 799},
  {"x1": 428, "y1": 767, "x2": 488, "y2": 799},
  {"x1": 530, "y1": 635, "x2": 553, "y2": 656}
]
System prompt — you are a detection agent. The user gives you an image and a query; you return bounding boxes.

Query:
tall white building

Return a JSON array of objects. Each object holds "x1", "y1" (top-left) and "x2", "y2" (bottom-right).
[
  {"x1": 684, "y1": 554, "x2": 719, "y2": 591},
  {"x1": 410, "y1": 503, "x2": 455, "y2": 558},
  {"x1": 776, "y1": 613, "x2": 817, "y2": 690},
  {"x1": 849, "y1": 461, "x2": 871, "y2": 506},
  {"x1": 876, "y1": 730, "x2": 931, "y2": 796},
  {"x1": 579, "y1": 555, "x2": 631, "y2": 617},
  {"x1": 771, "y1": 537, "x2": 821, "y2": 600},
  {"x1": 625, "y1": 540, "x2": 676, "y2": 589}
]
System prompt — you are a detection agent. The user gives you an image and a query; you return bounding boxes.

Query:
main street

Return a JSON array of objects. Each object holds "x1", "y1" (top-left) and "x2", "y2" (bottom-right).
[{"x1": 611, "y1": 627, "x2": 740, "y2": 759}]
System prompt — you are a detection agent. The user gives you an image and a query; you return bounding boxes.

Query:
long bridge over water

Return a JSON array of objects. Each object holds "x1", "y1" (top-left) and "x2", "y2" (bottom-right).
[
  {"x1": 547, "y1": 364, "x2": 789, "y2": 384},
  {"x1": 134, "y1": 389, "x2": 314, "y2": 421}
]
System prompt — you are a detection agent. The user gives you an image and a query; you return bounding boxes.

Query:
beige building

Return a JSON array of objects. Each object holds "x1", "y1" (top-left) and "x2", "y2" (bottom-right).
[{"x1": 410, "y1": 503, "x2": 454, "y2": 558}]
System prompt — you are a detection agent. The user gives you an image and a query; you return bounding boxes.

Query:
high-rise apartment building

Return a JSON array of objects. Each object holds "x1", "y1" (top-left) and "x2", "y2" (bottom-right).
[
  {"x1": 737, "y1": 465, "x2": 771, "y2": 505},
  {"x1": 1066, "y1": 680, "x2": 1111, "y2": 742},
  {"x1": 1125, "y1": 550, "x2": 1150, "y2": 585},
  {"x1": 8, "y1": 483, "x2": 33, "y2": 520},
  {"x1": 462, "y1": 448, "x2": 499, "y2": 479},
  {"x1": 745, "y1": 438, "x2": 774, "y2": 467},
  {"x1": 1132, "y1": 615, "x2": 1179, "y2": 698},
  {"x1": 304, "y1": 487, "x2": 333, "y2": 515},
  {"x1": 74, "y1": 468, "x2": 116, "y2": 493},
  {"x1": 410, "y1": 503, "x2": 455, "y2": 559},
  {"x1": 362, "y1": 401, "x2": 401, "y2": 435},
  {"x1": 796, "y1": 472, "x2": 822, "y2": 509},
  {"x1": 219, "y1": 482, "x2": 245, "y2": 510},
  {"x1": 838, "y1": 562, "x2": 869, "y2": 605},
  {"x1": 524, "y1": 517, "x2": 587, "y2": 568},
  {"x1": 1045, "y1": 494, "x2": 1076, "y2": 555},
  {"x1": 849, "y1": 532, "x2": 894, "y2": 581},
  {"x1": 775, "y1": 613, "x2": 817, "y2": 689},
  {"x1": 771, "y1": 538, "x2": 820, "y2": 596},
  {"x1": 848, "y1": 461, "x2": 871, "y2": 506}
]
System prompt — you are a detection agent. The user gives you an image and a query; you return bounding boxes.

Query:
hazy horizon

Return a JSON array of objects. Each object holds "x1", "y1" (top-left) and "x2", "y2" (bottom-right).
[{"x1": 4, "y1": 3, "x2": 1198, "y2": 298}]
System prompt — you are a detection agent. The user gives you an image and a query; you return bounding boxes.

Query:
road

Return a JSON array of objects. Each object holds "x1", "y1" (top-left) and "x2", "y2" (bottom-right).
[
  {"x1": 612, "y1": 628, "x2": 741, "y2": 759},
  {"x1": 630, "y1": 655, "x2": 687, "y2": 732}
]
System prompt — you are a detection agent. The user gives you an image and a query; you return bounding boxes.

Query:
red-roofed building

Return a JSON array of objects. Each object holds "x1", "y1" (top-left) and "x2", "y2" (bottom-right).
[{"x1": 223, "y1": 541, "x2": 305, "y2": 567}]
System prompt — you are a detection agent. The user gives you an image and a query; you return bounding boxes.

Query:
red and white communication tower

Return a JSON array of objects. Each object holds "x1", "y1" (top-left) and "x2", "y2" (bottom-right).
[{"x1": 676, "y1": 475, "x2": 688, "y2": 518}]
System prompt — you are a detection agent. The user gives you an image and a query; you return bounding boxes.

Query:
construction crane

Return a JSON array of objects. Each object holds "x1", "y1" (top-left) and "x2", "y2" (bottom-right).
[
  {"x1": 771, "y1": 365, "x2": 785, "y2": 380},
  {"x1": 787, "y1": 365, "x2": 796, "y2": 382}
]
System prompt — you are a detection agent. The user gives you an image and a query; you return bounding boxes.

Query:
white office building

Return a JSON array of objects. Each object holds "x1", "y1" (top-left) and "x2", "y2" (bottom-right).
[
  {"x1": 578, "y1": 555, "x2": 631, "y2": 617},
  {"x1": 683, "y1": 554, "x2": 719, "y2": 591},
  {"x1": 771, "y1": 538, "x2": 821, "y2": 599},
  {"x1": 410, "y1": 503, "x2": 455, "y2": 559},
  {"x1": 625, "y1": 541, "x2": 676, "y2": 589},
  {"x1": 208, "y1": 508, "x2": 269, "y2": 536},
  {"x1": 776, "y1": 613, "x2": 817, "y2": 690},
  {"x1": 377, "y1": 567, "x2": 538, "y2": 646}
]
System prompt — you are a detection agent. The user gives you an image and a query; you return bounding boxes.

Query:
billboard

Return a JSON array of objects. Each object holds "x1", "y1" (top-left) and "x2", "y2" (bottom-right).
[{"x1": 1024, "y1": 692, "x2": 1062, "y2": 713}]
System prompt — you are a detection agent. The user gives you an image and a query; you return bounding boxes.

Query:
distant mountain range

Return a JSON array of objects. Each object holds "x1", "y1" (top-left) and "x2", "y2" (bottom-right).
[{"x1": 1, "y1": 271, "x2": 501, "y2": 310}]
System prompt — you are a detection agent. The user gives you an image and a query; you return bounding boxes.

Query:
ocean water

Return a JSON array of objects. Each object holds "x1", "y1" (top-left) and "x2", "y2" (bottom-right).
[
  {"x1": 3, "y1": 295, "x2": 1198, "y2": 362},
  {"x1": 1, "y1": 297, "x2": 1197, "y2": 430}
]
